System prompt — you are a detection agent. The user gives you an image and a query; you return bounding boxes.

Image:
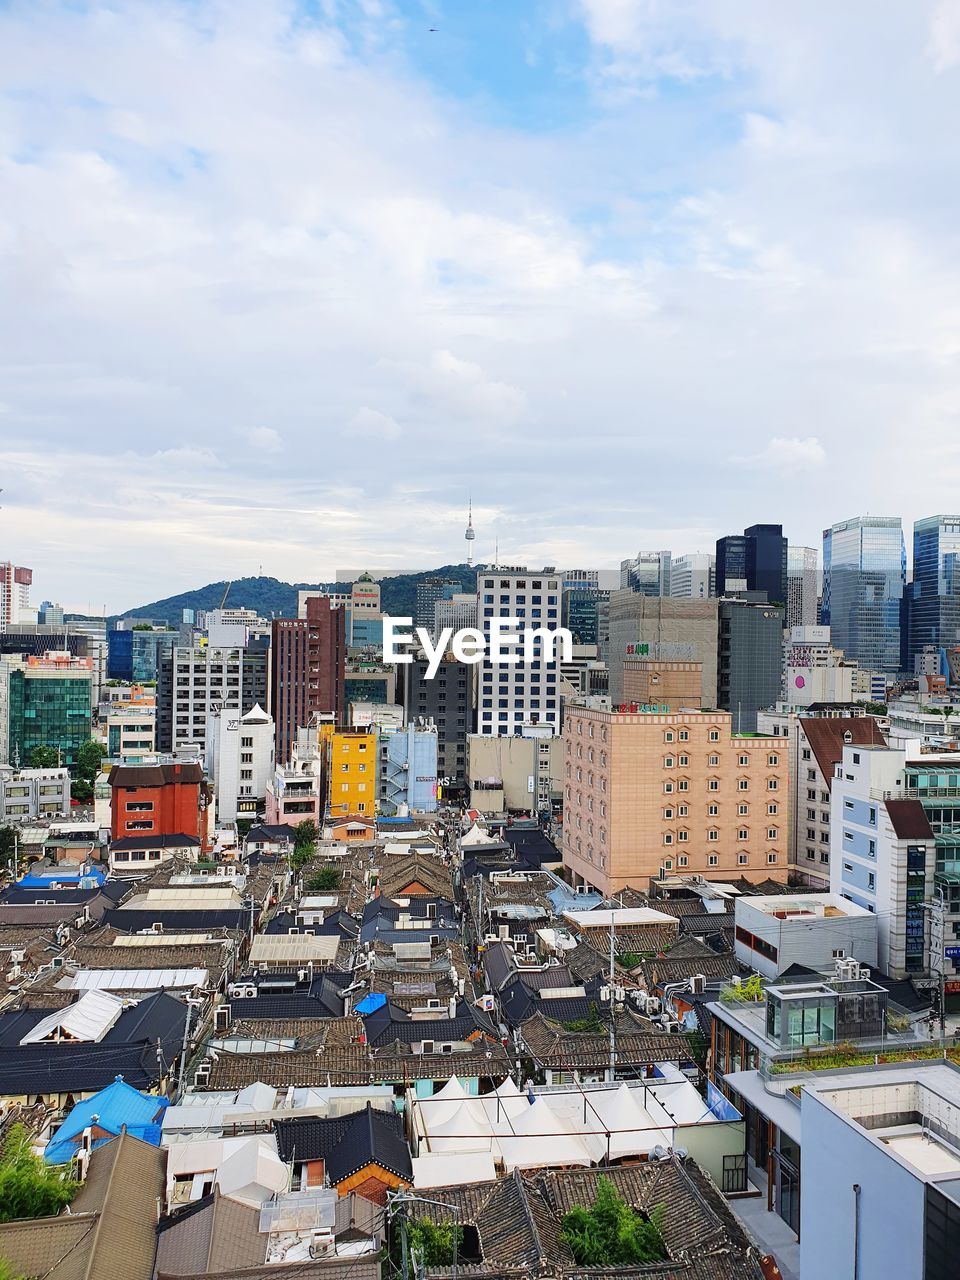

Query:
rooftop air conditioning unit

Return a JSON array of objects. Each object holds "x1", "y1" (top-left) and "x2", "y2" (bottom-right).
[
  {"x1": 859, "y1": 966, "x2": 871, "y2": 980},
  {"x1": 420, "y1": 1040, "x2": 435, "y2": 1055},
  {"x1": 690, "y1": 974, "x2": 706, "y2": 995},
  {"x1": 194, "y1": 1061, "x2": 212, "y2": 1085},
  {"x1": 214, "y1": 1005, "x2": 231, "y2": 1031},
  {"x1": 645, "y1": 996, "x2": 662, "y2": 1016},
  {"x1": 309, "y1": 1229, "x2": 334, "y2": 1259},
  {"x1": 667, "y1": 1020, "x2": 685, "y2": 1034}
]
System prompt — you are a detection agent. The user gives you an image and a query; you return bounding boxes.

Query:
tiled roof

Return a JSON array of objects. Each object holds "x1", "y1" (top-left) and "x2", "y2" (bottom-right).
[
  {"x1": 885, "y1": 798, "x2": 934, "y2": 840},
  {"x1": 801, "y1": 716, "x2": 886, "y2": 789},
  {"x1": 108, "y1": 762, "x2": 204, "y2": 787},
  {"x1": 275, "y1": 1103, "x2": 412, "y2": 1183},
  {"x1": 575, "y1": 924, "x2": 678, "y2": 954},
  {"x1": 518, "y1": 1008, "x2": 691, "y2": 1070},
  {"x1": 0, "y1": 1131, "x2": 165, "y2": 1280},
  {"x1": 635, "y1": 954, "x2": 741, "y2": 988}
]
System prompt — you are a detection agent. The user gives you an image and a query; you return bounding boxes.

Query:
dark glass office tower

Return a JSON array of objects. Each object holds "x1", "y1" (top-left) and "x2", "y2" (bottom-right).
[{"x1": 716, "y1": 524, "x2": 787, "y2": 603}]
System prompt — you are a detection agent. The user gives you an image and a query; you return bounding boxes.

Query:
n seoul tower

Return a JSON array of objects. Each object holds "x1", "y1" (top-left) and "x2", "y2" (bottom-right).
[{"x1": 465, "y1": 499, "x2": 476, "y2": 567}]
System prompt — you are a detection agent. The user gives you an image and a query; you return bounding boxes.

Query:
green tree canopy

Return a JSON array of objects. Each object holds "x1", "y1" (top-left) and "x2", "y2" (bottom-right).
[
  {"x1": 76, "y1": 739, "x2": 105, "y2": 780},
  {"x1": 28, "y1": 746, "x2": 58, "y2": 769},
  {"x1": 294, "y1": 819, "x2": 319, "y2": 848},
  {"x1": 560, "y1": 1175, "x2": 666, "y2": 1267},
  {"x1": 0, "y1": 1124, "x2": 78, "y2": 1223},
  {"x1": 406, "y1": 1218, "x2": 463, "y2": 1268},
  {"x1": 306, "y1": 867, "x2": 341, "y2": 892}
]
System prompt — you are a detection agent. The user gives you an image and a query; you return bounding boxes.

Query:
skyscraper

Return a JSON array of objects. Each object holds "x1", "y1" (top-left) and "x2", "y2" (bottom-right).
[
  {"x1": 786, "y1": 545, "x2": 819, "y2": 629},
  {"x1": 669, "y1": 553, "x2": 715, "y2": 600},
  {"x1": 620, "y1": 551, "x2": 671, "y2": 595},
  {"x1": 822, "y1": 516, "x2": 905, "y2": 673},
  {"x1": 476, "y1": 566, "x2": 562, "y2": 736},
  {"x1": 716, "y1": 524, "x2": 787, "y2": 602},
  {"x1": 909, "y1": 515, "x2": 960, "y2": 663},
  {"x1": 716, "y1": 599, "x2": 785, "y2": 733},
  {"x1": 270, "y1": 595, "x2": 345, "y2": 763},
  {"x1": 0, "y1": 563, "x2": 35, "y2": 627}
]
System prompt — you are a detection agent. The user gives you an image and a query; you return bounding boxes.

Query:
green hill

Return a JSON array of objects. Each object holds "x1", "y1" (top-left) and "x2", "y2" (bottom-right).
[{"x1": 122, "y1": 566, "x2": 478, "y2": 625}]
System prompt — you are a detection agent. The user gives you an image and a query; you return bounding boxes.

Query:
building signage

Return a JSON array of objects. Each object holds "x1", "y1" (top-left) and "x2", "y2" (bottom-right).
[
  {"x1": 945, "y1": 946, "x2": 960, "y2": 960},
  {"x1": 625, "y1": 642, "x2": 650, "y2": 656},
  {"x1": 617, "y1": 703, "x2": 671, "y2": 714}
]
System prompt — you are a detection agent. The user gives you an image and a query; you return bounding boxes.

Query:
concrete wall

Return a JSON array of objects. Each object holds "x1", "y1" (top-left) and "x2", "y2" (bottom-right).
[
  {"x1": 800, "y1": 1090, "x2": 924, "y2": 1280},
  {"x1": 607, "y1": 593, "x2": 718, "y2": 706}
]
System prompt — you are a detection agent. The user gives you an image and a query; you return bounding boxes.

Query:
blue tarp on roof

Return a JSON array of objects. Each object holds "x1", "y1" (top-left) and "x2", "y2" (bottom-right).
[
  {"x1": 354, "y1": 992, "x2": 387, "y2": 1015},
  {"x1": 17, "y1": 865, "x2": 106, "y2": 889},
  {"x1": 44, "y1": 1074, "x2": 168, "y2": 1165}
]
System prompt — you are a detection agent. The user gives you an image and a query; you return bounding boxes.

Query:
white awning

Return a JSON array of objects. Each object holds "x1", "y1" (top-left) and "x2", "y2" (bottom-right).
[{"x1": 20, "y1": 989, "x2": 126, "y2": 1045}]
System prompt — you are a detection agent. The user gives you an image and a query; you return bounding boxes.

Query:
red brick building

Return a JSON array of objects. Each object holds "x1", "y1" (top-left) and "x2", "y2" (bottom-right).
[
  {"x1": 270, "y1": 596, "x2": 345, "y2": 764},
  {"x1": 108, "y1": 761, "x2": 209, "y2": 850}
]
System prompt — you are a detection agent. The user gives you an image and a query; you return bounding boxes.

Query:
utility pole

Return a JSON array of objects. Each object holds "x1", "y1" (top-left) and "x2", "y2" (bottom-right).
[
  {"x1": 175, "y1": 1000, "x2": 194, "y2": 1100},
  {"x1": 606, "y1": 921, "x2": 617, "y2": 1080},
  {"x1": 928, "y1": 888, "x2": 947, "y2": 1042}
]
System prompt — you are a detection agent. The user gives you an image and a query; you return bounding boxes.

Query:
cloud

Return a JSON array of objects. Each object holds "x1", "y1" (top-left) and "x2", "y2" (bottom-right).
[
  {"x1": 245, "y1": 426, "x2": 283, "y2": 453},
  {"x1": 349, "y1": 407, "x2": 403, "y2": 440},
  {"x1": 733, "y1": 437, "x2": 827, "y2": 472}
]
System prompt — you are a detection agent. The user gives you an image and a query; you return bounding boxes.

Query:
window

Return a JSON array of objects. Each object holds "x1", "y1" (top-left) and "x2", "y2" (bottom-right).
[
  {"x1": 678, "y1": 779, "x2": 689, "y2": 791},
  {"x1": 768, "y1": 779, "x2": 779, "y2": 790},
  {"x1": 708, "y1": 779, "x2": 719, "y2": 791},
  {"x1": 738, "y1": 853, "x2": 748, "y2": 865},
  {"x1": 708, "y1": 754, "x2": 719, "y2": 767},
  {"x1": 664, "y1": 756, "x2": 674, "y2": 768},
  {"x1": 738, "y1": 779, "x2": 749, "y2": 791},
  {"x1": 678, "y1": 855, "x2": 689, "y2": 867},
  {"x1": 678, "y1": 829, "x2": 688, "y2": 842},
  {"x1": 709, "y1": 729, "x2": 720, "y2": 742},
  {"x1": 663, "y1": 781, "x2": 674, "y2": 793},
  {"x1": 767, "y1": 852, "x2": 778, "y2": 864},
  {"x1": 708, "y1": 803, "x2": 719, "y2": 816},
  {"x1": 768, "y1": 754, "x2": 779, "y2": 767},
  {"x1": 708, "y1": 829, "x2": 719, "y2": 841},
  {"x1": 678, "y1": 804, "x2": 688, "y2": 816},
  {"x1": 663, "y1": 808, "x2": 674, "y2": 819},
  {"x1": 663, "y1": 833, "x2": 674, "y2": 845},
  {"x1": 678, "y1": 754, "x2": 689, "y2": 766},
  {"x1": 768, "y1": 803, "x2": 778, "y2": 815},
  {"x1": 738, "y1": 804, "x2": 748, "y2": 816},
  {"x1": 738, "y1": 754, "x2": 749, "y2": 766},
  {"x1": 708, "y1": 854, "x2": 719, "y2": 866},
  {"x1": 738, "y1": 828, "x2": 748, "y2": 840},
  {"x1": 664, "y1": 731, "x2": 674, "y2": 743},
  {"x1": 767, "y1": 827, "x2": 778, "y2": 840},
  {"x1": 679, "y1": 730, "x2": 689, "y2": 741}
]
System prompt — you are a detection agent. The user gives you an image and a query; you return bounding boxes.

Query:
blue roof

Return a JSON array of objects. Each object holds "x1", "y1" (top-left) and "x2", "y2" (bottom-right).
[
  {"x1": 18, "y1": 865, "x2": 106, "y2": 889},
  {"x1": 44, "y1": 1074, "x2": 168, "y2": 1165},
  {"x1": 354, "y1": 992, "x2": 387, "y2": 1015},
  {"x1": 548, "y1": 884, "x2": 604, "y2": 912}
]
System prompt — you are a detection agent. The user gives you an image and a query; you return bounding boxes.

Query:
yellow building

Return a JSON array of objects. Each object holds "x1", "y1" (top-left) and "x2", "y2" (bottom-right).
[{"x1": 326, "y1": 726, "x2": 377, "y2": 817}]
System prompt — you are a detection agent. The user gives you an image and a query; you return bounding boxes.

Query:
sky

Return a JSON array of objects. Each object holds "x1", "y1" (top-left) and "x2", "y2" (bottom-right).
[{"x1": 3, "y1": 0, "x2": 960, "y2": 613}]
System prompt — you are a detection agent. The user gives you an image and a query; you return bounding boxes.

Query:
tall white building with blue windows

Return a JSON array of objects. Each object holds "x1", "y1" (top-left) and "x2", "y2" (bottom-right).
[
  {"x1": 829, "y1": 737, "x2": 935, "y2": 979},
  {"x1": 476, "y1": 566, "x2": 562, "y2": 736},
  {"x1": 822, "y1": 515, "x2": 905, "y2": 673}
]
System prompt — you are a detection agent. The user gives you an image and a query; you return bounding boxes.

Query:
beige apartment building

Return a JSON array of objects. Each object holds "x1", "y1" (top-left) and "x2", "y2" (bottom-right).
[{"x1": 562, "y1": 705, "x2": 788, "y2": 895}]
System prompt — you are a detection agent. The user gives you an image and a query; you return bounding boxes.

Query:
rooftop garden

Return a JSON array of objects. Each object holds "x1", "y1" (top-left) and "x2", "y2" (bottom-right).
[{"x1": 771, "y1": 1041, "x2": 960, "y2": 1075}]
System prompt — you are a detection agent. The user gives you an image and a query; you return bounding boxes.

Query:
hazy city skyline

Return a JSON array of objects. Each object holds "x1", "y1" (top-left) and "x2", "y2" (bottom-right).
[{"x1": 4, "y1": 1, "x2": 960, "y2": 609}]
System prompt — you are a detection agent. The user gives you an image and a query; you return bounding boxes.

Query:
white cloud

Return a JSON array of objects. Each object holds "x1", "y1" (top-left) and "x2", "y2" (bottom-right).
[
  {"x1": 349, "y1": 407, "x2": 403, "y2": 440},
  {"x1": 733, "y1": 437, "x2": 827, "y2": 472},
  {"x1": 245, "y1": 426, "x2": 283, "y2": 453}
]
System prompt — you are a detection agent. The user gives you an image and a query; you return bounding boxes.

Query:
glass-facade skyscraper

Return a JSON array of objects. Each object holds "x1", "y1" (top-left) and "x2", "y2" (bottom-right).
[
  {"x1": 822, "y1": 516, "x2": 905, "y2": 673},
  {"x1": 716, "y1": 524, "x2": 787, "y2": 603},
  {"x1": 910, "y1": 515, "x2": 960, "y2": 665}
]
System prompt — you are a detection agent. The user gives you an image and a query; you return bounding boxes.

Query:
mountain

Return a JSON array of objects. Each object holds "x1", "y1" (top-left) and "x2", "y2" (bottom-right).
[{"x1": 122, "y1": 566, "x2": 478, "y2": 625}]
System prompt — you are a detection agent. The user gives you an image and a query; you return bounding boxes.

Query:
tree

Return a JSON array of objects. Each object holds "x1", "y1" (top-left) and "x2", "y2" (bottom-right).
[
  {"x1": 294, "y1": 819, "x2": 319, "y2": 847},
  {"x1": 306, "y1": 867, "x2": 341, "y2": 892},
  {"x1": 76, "y1": 740, "x2": 105, "y2": 780},
  {"x1": 28, "y1": 746, "x2": 58, "y2": 769},
  {"x1": 0, "y1": 827, "x2": 16, "y2": 871},
  {"x1": 291, "y1": 844, "x2": 315, "y2": 872},
  {"x1": 560, "y1": 1175, "x2": 666, "y2": 1267},
  {"x1": 0, "y1": 1124, "x2": 78, "y2": 1222},
  {"x1": 405, "y1": 1218, "x2": 463, "y2": 1268}
]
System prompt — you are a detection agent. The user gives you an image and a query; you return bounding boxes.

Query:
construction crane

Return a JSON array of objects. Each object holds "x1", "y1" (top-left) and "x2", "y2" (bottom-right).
[{"x1": 219, "y1": 581, "x2": 231, "y2": 610}]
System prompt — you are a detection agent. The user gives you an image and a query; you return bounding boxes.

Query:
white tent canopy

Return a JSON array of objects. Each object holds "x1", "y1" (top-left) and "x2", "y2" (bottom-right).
[{"x1": 20, "y1": 989, "x2": 125, "y2": 1045}]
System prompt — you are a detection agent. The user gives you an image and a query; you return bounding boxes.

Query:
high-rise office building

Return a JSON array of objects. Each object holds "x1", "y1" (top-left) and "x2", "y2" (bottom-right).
[
  {"x1": 909, "y1": 515, "x2": 960, "y2": 663},
  {"x1": 716, "y1": 524, "x2": 787, "y2": 602},
  {"x1": 476, "y1": 566, "x2": 562, "y2": 736},
  {"x1": 270, "y1": 595, "x2": 345, "y2": 764},
  {"x1": 415, "y1": 577, "x2": 460, "y2": 630},
  {"x1": 0, "y1": 651, "x2": 93, "y2": 767},
  {"x1": 786, "y1": 545, "x2": 818, "y2": 629},
  {"x1": 0, "y1": 563, "x2": 35, "y2": 627},
  {"x1": 401, "y1": 653, "x2": 472, "y2": 787},
  {"x1": 669, "y1": 553, "x2": 715, "y2": 600},
  {"x1": 717, "y1": 598, "x2": 785, "y2": 733},
  {"x1": 348, "y1": 574, "x2": 382, "y2": 648},
  {"x1": 620, "y1": 551, "x2": 671, "y2": 596},
  {"x1": 822, "y1": 516, "x2": 905, "y2": 673},
  {"x1": 157, "y1": 644, "x2": 269, "y2": 754}
]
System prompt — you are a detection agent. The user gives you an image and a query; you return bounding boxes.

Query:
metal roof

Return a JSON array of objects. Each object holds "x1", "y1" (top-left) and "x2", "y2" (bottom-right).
[
  {"x1": 20, "y1": 990, "x2": 125, "y2": 1045},
  {"x1": 65, "y1": 968, "x2": 209, "y2": 992},
  {"x1": 249, "y1": 935, "x2": 340, "y2": 964}
]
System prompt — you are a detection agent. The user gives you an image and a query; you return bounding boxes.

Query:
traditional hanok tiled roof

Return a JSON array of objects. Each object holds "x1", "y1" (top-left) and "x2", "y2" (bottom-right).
[
  {"x1": 574, "y1": 924, "x2": 678, "y2": 955},
  {"x1": 518, "y1": 1007, "x2": 691, "y2": 1070},
  {"x1": 404, "y1": 1162, "x2": 764, "y2": 1279},
  {"x1": 377, "y1": 853, "x2": 455, "y2": 902},
  {"x1": 635, "y1": 953, "x2": 741, "y2": 989}
]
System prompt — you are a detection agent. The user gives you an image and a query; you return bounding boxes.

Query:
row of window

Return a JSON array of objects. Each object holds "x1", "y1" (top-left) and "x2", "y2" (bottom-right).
[{"x1": 664, "y1": 827, "x2": 779, "y2": 844}]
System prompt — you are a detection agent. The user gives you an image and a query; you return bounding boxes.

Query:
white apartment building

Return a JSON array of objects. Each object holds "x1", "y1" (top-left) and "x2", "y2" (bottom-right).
[
  {"x1": 0, "y1": 766, "x2": 70, "y2": 821},
  {"x1": 0, "y1": 563, "x2": 36, "y2": 627},
  {"x1": 669, "y1": 553, "x2": 715, "y2": 600},
  {"x1": 829, "y1": 738, "x2": 934, "y2": 978},
  {"x1": 476, "y1": 566, "x2": 562, "y2": 737},
  {"x1": 205, "y1": 703, "x2": 275, "y2": 824}
]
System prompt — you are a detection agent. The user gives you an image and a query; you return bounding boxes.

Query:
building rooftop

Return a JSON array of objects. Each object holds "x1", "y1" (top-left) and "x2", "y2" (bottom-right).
[{"x1": 737, "y1": 893, "x2": 872, "y2": 921}]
